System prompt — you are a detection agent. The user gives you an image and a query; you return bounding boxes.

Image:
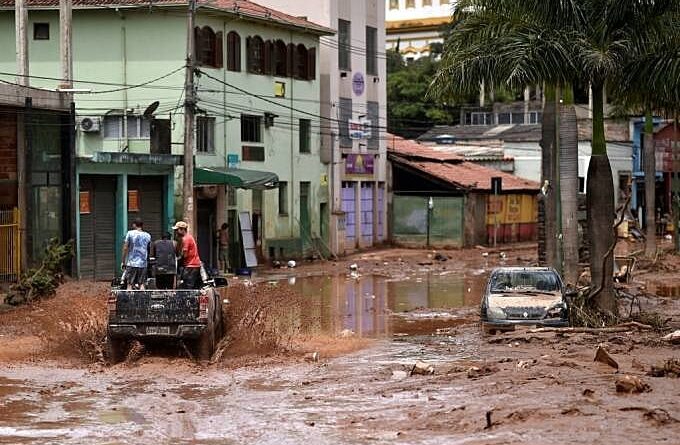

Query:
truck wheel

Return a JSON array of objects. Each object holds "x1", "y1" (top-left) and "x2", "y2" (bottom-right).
[
  {"x1": 105, "y1": 336, "x2": 127, "y2": 365},
  {"x1": 196, "y1": 326, "x2": 215, "y2": 362}
]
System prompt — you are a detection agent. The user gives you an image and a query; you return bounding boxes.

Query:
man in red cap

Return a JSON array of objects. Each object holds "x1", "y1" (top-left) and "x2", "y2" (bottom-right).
[{"x1": 173, "y1": 220, "x2": 202, "y2": 289}]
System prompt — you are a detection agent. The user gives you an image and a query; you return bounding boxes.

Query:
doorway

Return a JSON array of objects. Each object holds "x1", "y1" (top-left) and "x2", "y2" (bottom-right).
[
  {"x1": 197, "y1": 198, "x2": 217, "y2": 270},
  {"x1": 300, "y1": 182, "x2": 311, "y2": 254}
]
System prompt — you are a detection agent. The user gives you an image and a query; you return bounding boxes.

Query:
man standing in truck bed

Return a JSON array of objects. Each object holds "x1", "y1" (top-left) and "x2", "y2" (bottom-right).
[
  {"x1": 121, "y1": 218, "x2": 152, "y2": 290},
  {"x1": 173, "y1": 221, "x2": 202, "y2": 289},
  {"x1": 150, "y1": 232, "x2": 177, "y2": 290}
]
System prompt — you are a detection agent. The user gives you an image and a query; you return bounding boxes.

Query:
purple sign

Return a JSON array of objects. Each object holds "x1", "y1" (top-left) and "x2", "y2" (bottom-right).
[
  {"x1": 352, "y1": 72, "x2": 365, "y2": 96},
  {"x1": 345, "y1": 154, "x2": 374, "y2": 175}
]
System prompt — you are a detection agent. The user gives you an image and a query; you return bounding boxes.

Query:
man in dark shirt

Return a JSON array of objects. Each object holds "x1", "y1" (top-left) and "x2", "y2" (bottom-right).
[{"x1": 150, "y1": 232, "x2": 177, "y2": 289}]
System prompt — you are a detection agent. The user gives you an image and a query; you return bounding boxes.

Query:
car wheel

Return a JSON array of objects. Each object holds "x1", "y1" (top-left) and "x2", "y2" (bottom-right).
[
  {"x1": 196, "y1": 325, "x2": 215, "y2": 362},
  {"x1": 105, "y1": 336, "x2": 127, "y2": 365}
]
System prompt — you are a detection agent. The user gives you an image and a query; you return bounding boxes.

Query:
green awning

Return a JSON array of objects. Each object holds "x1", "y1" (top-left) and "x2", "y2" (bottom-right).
[{"x1": 194, "y1": 167, "x2": 279, "y2": 190}]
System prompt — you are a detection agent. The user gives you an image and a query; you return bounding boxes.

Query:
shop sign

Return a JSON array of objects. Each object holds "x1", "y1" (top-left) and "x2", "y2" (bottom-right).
[
  {"x1": 352, "y1": 72, "x2": 365, "y2": 96},
  {"x1": 345, "y1": 154, "x2": 374, "y2": 175},
  {"x1": 79, "y1": 191, "x2": 91, "y2": 214},
  {"x1": 91, "y1": 152, "x2": 183, "y2": 165},
  {"x1": 227, "y1": 154, "x2": 239, "y2": 168}
]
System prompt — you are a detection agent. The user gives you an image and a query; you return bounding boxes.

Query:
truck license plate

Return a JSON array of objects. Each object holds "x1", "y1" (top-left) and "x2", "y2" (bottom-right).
[{"x1": 147, "y1": 326, "x2": 170, "y2": 335}]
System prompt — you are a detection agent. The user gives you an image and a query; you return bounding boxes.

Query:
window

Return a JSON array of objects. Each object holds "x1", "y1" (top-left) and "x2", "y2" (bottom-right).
[
  {"x1": 529, "y1": 111, "x2": 542, "y2": 124},
  {"x1": 127, "y1": 116, "x2": 150, "y2": 139},
  {"x1": 498, "y1": 113, "x2": 511, "y2": 124},
  {"x1": 366, "y1": 26, "x2": 378, "y2": 76},
  {"x1": 469, "y1": 112, "x2": 493, "y2": 125},
  {"x1": 226, "y1": 31, "x2": 241, "y2": 71},
  {"x1": 241, "y1": 115, "x2": 262, "y2": 143},
  {"x1": 242, "y1": 146, "x2": 265, "y2": 161},
  {"x1": 299, "y1": 119, "x2": 311, "y2": 153},
  {"x1": 295, "y1": 44, "x2": 308, "y2": 80},
  {"x1": 247, "y1": 35, "x2": 265, "y2": 74},
  {"x1": 33, "y1": 23, "x2": 50, "y2": 40},
  {"x1": 406, "y1": 0, "x2": 415, "y2": 7},
  {"x1": 338, "y1": 97, "x2": 353, "y2": 148},
  {"x1": 194, "y1": 26, "x2": 223, "y2": 68},
  {"x1": 578, "y1": 177, "x2": 586, "y2": 193},
  {"x1": 278, "y1": 181, "x2": 288, "y2": 214},
  {"x1": 367, "y1": 101, "x2": 379, "y2": 149},
  {"x1": 389, "y1": 0, "x2": 399, "y2": 9},
  {"x1": 422, "y1": 0, "x2": 432, "y2": 6},
  {"x1": 104, "y1": 115, "x2": 151, "y2": 139},
  {"x1": 512, "y1": 112, "x2": 525, "y2": 124},
  {"x1": 103, "y1": 115, "x2": 123, "y2": 139},
  {"x1": 338, "y1": 19, "x2": 351, "y2": 71},
  {"x1": 274, "y1": 40, "x2": 287, "y2": 77},
  {"x1": 196, "y1": 116, "x2": 215, "y2": 153}
]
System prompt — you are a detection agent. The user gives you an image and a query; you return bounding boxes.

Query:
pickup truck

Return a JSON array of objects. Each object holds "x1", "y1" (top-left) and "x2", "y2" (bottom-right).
[{"x1": 105, "y1": 277, "x2": 227, "y2": 363}]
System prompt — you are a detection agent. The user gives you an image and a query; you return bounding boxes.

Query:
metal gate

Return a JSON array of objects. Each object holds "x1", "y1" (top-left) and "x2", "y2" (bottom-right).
[
  {"x1": 0, "y1": 208, "x2": 20, "y2": 283},
  {"x1": 342, "y1": 182, "x2": 356, "y2": 247},
  {"x1": 360, "y1": 183, "x2": 374, "y2": 245},
  {"x1": 79, "y1": 176, "x2": 117, "y2": 280},
  {"x1": 377, "y1": 184, "x2": 385, "y2": 242}
]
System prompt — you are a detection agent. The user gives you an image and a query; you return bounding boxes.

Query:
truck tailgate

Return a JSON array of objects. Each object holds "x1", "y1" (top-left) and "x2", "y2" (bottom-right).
[{"x1": 110, "y1": 290, "x2": 202, "y2": 324}]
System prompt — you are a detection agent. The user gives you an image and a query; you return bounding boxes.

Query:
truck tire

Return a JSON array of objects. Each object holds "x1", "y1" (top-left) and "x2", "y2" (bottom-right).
[
  {"x1": 105, "y1": 336, "x2": 127, "y2": 365},
  {"x1": 196, "y1": 325, "x2": 215, "y2": 362}
]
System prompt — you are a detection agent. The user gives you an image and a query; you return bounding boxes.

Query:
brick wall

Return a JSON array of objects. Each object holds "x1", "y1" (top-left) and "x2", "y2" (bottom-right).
[{"x1": 0, "y1": 110, "x2": 18, "y2": 208}]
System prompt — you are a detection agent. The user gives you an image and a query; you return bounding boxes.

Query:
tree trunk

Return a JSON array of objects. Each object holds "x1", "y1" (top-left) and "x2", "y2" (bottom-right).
[
  {"x1": 540, "y1": 86, "x2": 558, "y2": 268},
  {"x1": 559, "y1": 102, "x2": 579, "y2": 285},
  {"x1": 644, "y1": 112, "x2": 656, "y2": 258},
  {"x1": 587, "y1": 82, "x2": 616, "y2": 315}
]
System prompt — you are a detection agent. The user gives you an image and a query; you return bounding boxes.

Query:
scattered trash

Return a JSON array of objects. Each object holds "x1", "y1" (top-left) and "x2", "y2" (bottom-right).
[
  {"x1": 647, "y1": 359, "x2": 680, "y2": 378},
  {"x1": 662, "y1": 330, "x2": 680, "y2": 345},
  {"x1": 594, "y1": 345, "x2": 619, "y2": 369},
  {"x1": 411, "y1": 361, "x2": 435, "y2": 376},
  {"x1": 516, "y1": 359, "x2": 537, "y2": 370},
  {"x1": 615, "y1": 375, "x2": 651, "y2": 393},
  {"x1": 391, "y1": 370, "x2": 409, "y2": 380},
  {"x1": 434, "y1": 252, "x2": 447, "y2": 262},
  {"x1": 499, "y1": 252, "x2": 506, "y2": 260},
  {"x1": 484, "y1": 410, "x2": 494, "y2": 429},
  {"x1": 287, "y1": 260, "x2": 296, "y2": 268},
  {"x1": 304, "y1": 352, "x2": 320, "y2": 362},
  {"x1": 582, "y1": 388, "x2": 595, "y2": 397},
  {"x1": 467, "y1": 364, "x2": 498, "y2": 379},
  {"x1": 349, "y1": 263, "x2": 358, "y2": 271},
  {"x1": 481, "y1": 252, "x2": 489, "y2": 258},
  {"x1": 339, "y1": 329, "x2": 355, "y2": 338}
]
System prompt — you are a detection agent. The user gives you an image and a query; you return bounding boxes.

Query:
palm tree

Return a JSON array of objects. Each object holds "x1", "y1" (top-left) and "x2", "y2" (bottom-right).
[{"x1": 431, "y1": 0, "x2": 679, "y2": 314}]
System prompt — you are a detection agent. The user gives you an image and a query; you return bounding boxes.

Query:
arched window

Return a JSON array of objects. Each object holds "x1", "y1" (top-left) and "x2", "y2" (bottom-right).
[
  {"x1": 247, "y1": 35, "x2": 265, "y2": 74},
  {"x1": 194, "y1": 26, "x2": 222, "y2": 68},
  {"x1": 226, "y1": 31, "x2": 241, "y2": 71},
  {"x1": 295, "y1": 44, "x2": 308, "y2": 80},
  {"x1": 274, "y1": 40, "x2": 287, "y2": 77}
]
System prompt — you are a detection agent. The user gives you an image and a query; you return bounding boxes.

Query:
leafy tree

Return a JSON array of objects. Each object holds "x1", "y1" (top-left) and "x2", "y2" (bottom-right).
[
  {"x1": 431, "y1": 0, "x2": 680, "y2": 316},
  {"x1": 387, "y1": 49, "x2": 459, "y2": 139}
]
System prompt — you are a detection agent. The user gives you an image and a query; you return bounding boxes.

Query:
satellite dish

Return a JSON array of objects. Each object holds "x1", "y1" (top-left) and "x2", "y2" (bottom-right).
[{"x1": 143, "y1": 101, "x2": 160, "y2": 119}]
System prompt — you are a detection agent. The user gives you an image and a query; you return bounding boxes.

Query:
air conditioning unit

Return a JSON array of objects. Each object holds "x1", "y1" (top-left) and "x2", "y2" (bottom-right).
[{"x1": 79, "y1": 116, "x2": 101, "y2": 133}]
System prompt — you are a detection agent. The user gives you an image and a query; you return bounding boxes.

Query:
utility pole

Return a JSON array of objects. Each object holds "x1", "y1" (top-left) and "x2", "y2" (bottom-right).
[
  {"x1": 59, "y1": 0, "x2": 73, "y2": 88},
  {"x1": 183, "y1": 0, "x2": 196, "y2": 230},
  {"x1": 15, "y1": 0, "x2": 28, "y2": 86}
]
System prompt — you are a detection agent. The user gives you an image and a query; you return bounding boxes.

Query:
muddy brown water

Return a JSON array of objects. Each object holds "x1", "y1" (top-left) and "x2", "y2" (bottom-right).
[{"x1": 270, "y1": 271, "x2": 487, "y2": 339}]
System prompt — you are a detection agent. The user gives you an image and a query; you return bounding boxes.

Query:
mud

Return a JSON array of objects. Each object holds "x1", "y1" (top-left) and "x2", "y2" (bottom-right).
[{"x1": 1, "y1": 245, "x2": 679, "y2": 444}]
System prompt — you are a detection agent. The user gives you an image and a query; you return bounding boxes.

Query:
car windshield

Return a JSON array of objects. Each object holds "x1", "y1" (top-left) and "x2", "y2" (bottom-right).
[{"x1": 490, "y1": 270, "x2": 560, "y2": 293}]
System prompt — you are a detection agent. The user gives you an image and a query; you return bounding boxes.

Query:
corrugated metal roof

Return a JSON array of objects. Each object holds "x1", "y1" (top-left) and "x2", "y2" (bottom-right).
[
  {"x1": 394, "y1": 157, "x2": 540, "y2": 192},
  {"x1": 0, "y1": 0, "x2": 334, "y2": 34},
  {"x1": 388, "y1": 133, "x2": 538, "y2": 193}
]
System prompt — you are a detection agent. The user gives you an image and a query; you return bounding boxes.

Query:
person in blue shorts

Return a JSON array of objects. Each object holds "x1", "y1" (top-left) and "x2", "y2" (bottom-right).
[{"x1": 121, "y1": 218, "x2": 152, "y2": 290}]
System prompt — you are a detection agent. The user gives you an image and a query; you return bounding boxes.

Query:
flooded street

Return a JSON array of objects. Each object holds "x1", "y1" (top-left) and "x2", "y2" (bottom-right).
[{"x1": 1, "y1": 246, "x2": 679, "y2": 444}]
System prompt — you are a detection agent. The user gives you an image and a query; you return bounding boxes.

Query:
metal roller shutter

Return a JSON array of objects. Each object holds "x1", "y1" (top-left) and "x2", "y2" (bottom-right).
[
  {"x1": 127, "y1": 176, "x2": 164, "y2": 241},
  {"x1": 79, "y1": 175, "x2": 116, "y2": 280}
]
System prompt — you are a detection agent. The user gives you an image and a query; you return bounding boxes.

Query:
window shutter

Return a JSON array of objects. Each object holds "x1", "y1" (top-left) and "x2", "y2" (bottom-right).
[
  {"x1": 215, "y1": 31, "x2": 223, "y2": 68},
  {"x1": 286, "y1": 43, "x2": 295, "y2": 77},
  {"x1": 263, "y1": 40, "x2": 273, "y2": 75},
  {"x1": 307, "y1": 47, "x2": 316, "y2": 80},
  {"x1": 246, "y1": 36, "x2": 252, "y2": 72},
  {"x1": 193, "y1": 27, "x2": 201, "y2": 64}
]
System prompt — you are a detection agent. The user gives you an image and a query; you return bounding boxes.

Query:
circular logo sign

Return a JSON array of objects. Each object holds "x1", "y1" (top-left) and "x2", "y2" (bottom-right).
[{"x1": 352, "y1": 72, "x2": 365, "y2": 96}]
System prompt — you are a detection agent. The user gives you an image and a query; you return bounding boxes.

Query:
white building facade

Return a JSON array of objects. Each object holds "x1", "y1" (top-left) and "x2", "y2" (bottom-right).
[
  {"x1": 385, "y1": 0, "x2": 454, "y2": 60},
  {"x1": 257, "y1": 0, "x2": 389, "y2": 255}
]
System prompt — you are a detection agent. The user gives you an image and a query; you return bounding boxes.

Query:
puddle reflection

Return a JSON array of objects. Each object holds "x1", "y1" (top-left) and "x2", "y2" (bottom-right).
[{"x1": 284, "y1": 273, "x2": 487, "y2": 338}]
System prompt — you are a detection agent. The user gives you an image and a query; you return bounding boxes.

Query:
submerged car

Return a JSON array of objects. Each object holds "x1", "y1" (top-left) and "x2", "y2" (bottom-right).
[{"x1": 480, "y1": 267, "x2": 569, "y2": 334}]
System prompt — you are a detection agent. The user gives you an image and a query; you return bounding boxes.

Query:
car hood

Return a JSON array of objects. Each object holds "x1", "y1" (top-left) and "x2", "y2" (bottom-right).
[{"x1": 488, "y1": 293, "x2": 563, "y2": 309}]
